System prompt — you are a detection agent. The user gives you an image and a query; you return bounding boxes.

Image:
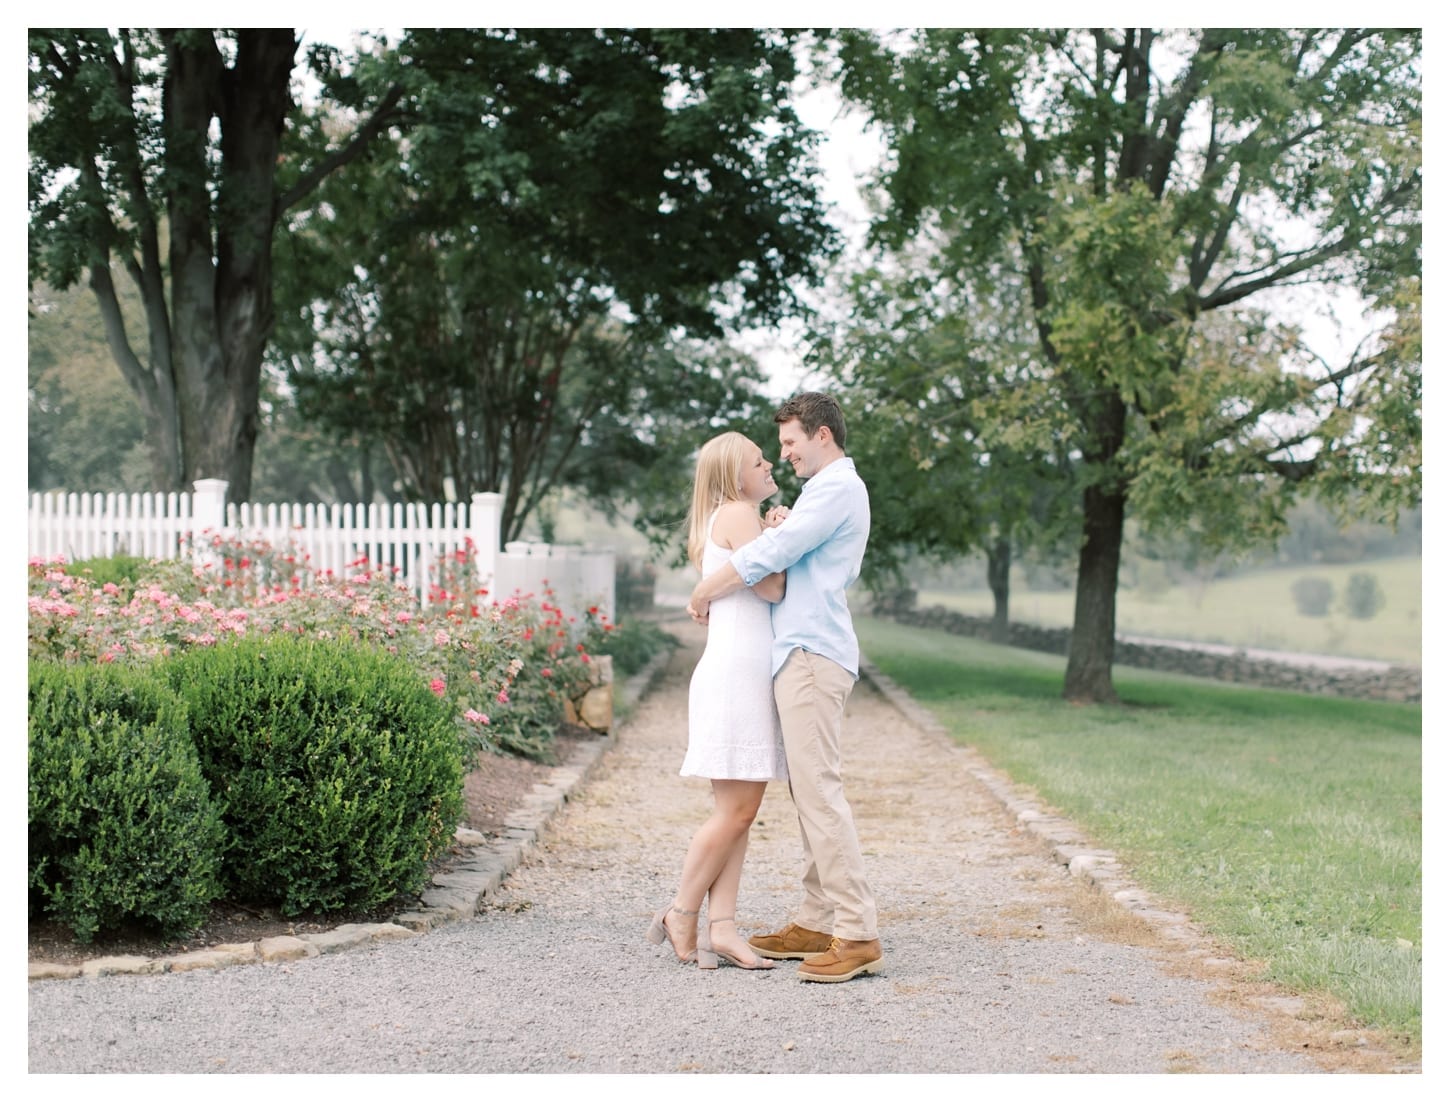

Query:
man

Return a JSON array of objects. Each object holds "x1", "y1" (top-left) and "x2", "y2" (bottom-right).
[{"x1": 686, "y1": 391, "x2": 882, "y2": 983}]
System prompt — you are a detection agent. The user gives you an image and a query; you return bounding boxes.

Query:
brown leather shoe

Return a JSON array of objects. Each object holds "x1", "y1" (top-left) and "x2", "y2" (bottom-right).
[
  {"x1": 746, "y1": 922, "x2": 835, "y2": 960},
  {"x1": 797, "y1": 937, "x2": 883, "y2": 983}
]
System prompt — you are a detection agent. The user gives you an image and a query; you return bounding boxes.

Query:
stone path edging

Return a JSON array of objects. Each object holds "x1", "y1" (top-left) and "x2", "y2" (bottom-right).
[
  {"x1": 26, "y1": 645, "x2": 676, "y2": 984},
  {"x1": 859, "y1": 659, "x2": 1230, "y2": 961}
]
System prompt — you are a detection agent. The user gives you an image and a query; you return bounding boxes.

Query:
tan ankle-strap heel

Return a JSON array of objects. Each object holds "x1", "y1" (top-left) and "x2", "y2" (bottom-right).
[
  {"x1": 698, "y1": 916, "x2": 775, "y2": 971},
  {"x1": 647, "y1": 904, "x2": 699, "y2": 963}
]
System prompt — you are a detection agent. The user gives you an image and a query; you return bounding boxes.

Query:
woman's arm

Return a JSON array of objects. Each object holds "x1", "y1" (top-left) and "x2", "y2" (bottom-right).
[
  {"x1": 751, "y1": 569, "x2": 786, "y2": 603},
  {"x1": 712, "y1": 502, "x2": 787, "y2": 604}
]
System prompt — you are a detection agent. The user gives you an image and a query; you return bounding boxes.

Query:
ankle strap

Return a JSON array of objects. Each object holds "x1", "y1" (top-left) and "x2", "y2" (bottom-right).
[
  {"x1": 671, "y1": 905, "x2": 699, "y2": 917},
  {"x1": 709, "y1": 915, "x2": 736, "y2": 924}
]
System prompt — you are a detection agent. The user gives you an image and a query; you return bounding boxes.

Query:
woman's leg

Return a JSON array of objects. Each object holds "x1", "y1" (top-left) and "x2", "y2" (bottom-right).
[
  {"x1": 704, "y1": 819, "x2": 761, "y2": 962},
  {"x1": 665, "y1": 780, "x2": 767, "y2": 952}
]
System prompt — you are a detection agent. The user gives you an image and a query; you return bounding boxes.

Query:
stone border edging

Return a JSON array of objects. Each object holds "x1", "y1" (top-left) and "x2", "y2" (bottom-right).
[
  {"x1": 27, "y1": 644, "x2": 678, "y2": 984},
  {"x1": 858, "y1": 658, "x2": 1211, "y2": 951}
]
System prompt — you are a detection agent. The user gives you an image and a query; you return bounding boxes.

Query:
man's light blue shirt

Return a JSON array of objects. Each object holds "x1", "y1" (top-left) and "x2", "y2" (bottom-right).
[{"x1": 730, "y1": 456, "x2": 870, "y2": 679}]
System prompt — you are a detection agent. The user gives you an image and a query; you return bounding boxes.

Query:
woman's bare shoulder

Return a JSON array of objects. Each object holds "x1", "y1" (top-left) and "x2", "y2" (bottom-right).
[
  {"x1": 710, "y1": 501, "x2": 765, "y2": 549},
  {"x1": 715, "y1": 500, "x2": 761, "y2": 521}
]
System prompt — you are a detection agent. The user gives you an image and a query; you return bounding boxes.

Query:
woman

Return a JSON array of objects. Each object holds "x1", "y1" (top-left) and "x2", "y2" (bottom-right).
[{"x1": 648, "y1": 432, "x2": 787, "y2": 970}]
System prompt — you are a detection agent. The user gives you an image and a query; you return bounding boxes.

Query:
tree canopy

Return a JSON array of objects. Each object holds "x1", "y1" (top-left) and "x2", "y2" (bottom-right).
[
  {"x1": 832, "y1": 27, "x2": 1421, "y2": 701},
  {"x1": 272, "y1": 28, "x2": 837, "y2": 541},
  {"x1": 809, "y1": 255, "x2": 1079, "y2": 638}
]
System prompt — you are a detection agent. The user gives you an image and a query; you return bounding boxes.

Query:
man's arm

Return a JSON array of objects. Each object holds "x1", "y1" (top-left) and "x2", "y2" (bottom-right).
[
  {"x1": 688, "y1": 501, "x2": 787, "y2": 621},
  {"x1": 730, "y1": 474, "x2": 844, "y2": 585}
]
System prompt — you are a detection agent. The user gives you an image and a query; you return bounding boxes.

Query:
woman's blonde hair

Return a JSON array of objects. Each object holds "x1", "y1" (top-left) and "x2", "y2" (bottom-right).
[{"x1": 686, "y1": 431, "x2": 758, "y2": 570}]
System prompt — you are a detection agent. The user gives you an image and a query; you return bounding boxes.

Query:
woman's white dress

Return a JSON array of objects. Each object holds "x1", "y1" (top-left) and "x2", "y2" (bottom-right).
[{"x1": 681, "y1": 513, "x2": 788, "y2": 781}]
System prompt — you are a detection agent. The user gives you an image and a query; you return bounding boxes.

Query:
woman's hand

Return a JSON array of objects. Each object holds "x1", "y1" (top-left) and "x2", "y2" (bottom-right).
[{"x1": 763, "y1": 505, "x2": 791, "y2": 528}]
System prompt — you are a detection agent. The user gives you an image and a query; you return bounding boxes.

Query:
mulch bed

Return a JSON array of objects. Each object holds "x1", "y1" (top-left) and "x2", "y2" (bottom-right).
[{"x1": 28, "y1": 724, "x2": 603, "y2": 966}]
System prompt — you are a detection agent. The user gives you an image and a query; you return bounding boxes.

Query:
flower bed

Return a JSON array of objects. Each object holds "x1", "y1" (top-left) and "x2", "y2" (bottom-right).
[
  {"x1": 27, "y1": 534, "x2": 621, "y2": 942},
  {"x1": 28, "y1": 533, "x2": 612, "y2": 760}
]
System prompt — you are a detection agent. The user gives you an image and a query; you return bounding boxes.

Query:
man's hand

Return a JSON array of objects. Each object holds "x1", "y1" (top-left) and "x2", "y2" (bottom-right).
[{"x1": 686, "y1": 597, "x2": 709, "y2": 626}]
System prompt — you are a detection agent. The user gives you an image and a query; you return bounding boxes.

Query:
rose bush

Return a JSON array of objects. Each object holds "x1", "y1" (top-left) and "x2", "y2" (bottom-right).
[{"x1": 28, "y1": 534, "x2": 601, "y2": 761}]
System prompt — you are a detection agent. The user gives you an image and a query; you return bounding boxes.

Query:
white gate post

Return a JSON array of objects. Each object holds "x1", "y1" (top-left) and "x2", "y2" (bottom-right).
[
  {"x1": 470, "y1": 492, "x2": 501, "y2": 593},
  {"x1": 191, "y1": 479, "x2": 229, "y2": 561}
]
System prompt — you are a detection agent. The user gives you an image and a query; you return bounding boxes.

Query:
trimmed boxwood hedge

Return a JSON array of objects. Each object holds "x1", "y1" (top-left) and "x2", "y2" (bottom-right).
[
  {"x1": 28, "y1": 660, "x2": 226, "y2": 943},
  {"x1": 159, "y1": 635, "x2": 465, "y2": 916}
]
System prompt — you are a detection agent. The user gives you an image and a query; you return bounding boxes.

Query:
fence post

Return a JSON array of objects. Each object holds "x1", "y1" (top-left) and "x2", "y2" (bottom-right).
[
  {"x1": 470, "y1": 492, "x2": 501, "y2": 594},
  {"x1": 190, "y1": 479, "x2": 229, "y2": 563}
]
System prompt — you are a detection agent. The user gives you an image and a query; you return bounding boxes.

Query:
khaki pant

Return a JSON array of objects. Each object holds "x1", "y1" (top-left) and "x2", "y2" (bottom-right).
[{"x1": 773, "y1": 648, "x2": 879, "y2": 941}]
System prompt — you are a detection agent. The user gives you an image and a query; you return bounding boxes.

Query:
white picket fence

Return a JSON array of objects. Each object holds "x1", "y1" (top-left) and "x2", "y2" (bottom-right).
[{"x1": 27, "y1": 480, "x2": 615, "y2": 625}]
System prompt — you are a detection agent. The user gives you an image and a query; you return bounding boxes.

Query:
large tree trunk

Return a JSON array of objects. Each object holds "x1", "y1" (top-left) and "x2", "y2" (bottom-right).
[
  {"x1": 164, "y1": 29, "x2": 296, "y2": 502},
  {"x1": 1063, "y1": 396, "x2": 1128, "y2": 703},
  {"x1": 209, "y1": 30, "x2": 296, "y2": 501},
  {"x1": 161, "y1": 32, "x2": 224, "y2": 492},
  {"x1": 1063, "y1": 481, "x2": 1126, "y2": 702},
  {"x1": 986, "y1": 534, "x2": 1011, "y2": 644}
]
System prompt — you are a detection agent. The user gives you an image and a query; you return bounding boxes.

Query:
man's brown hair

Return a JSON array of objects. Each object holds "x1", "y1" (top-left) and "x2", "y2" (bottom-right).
[{"x1": 774, "y1": 391, "x2": 847, "y2": 449}]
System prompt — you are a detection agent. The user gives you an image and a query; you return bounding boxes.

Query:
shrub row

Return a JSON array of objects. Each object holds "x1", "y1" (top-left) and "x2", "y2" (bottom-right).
[
  {"x1": 28, "y1": 633, "x2": 463, "y2": 942},
  {"x1": 1291, "y1": 571, "x2": 1388, "y2": 619}
]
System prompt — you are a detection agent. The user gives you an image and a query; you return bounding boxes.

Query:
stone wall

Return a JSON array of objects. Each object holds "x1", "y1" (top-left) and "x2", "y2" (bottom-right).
[{"x1": 871, "y1": 595, "x2": 1421, "y2": 704}]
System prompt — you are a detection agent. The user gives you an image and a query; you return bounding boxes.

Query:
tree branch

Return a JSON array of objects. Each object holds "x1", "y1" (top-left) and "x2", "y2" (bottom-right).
[
  {"x1": 1301, "y1": 29, "x2": 1375, "y2": 88},
  {"x1": 100, "y1": 30, "x2": 173, "y2": 363},
  {"x1": 43, "y1": 38, "x2": 78, "y2": 82},
  {"x1": 275, "y1": 82, "x2": 408, "y2": 215},
  {"x1": 89, "y1": 258, "x2": 156, "y2": 405},
  {"x1": 1187, "y1": 352, "x2": 1381, "y2": 469},
  {"x1": 1188, "y1": 171, "x2": 1246, "y2": 289},
  {"x1": 1145, "y1": 29, "x2": 1229, "y2": 198},
  {"x1": 1200, "y1": 236, "x2": 1357, "y2": 311}
]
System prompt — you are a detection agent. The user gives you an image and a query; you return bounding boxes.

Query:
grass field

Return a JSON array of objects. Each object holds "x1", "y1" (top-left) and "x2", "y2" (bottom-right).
[
  {"x1": 918, "y1": 554, "x2": 1422, "y2": 667},
  {"x1": 857, "y1": 617, "x2": 1423, "y2": 1050}
]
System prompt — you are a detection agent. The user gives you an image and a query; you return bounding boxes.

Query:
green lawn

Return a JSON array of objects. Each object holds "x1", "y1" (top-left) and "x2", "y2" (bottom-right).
[
  {"x1": 857, "y1": 616, "x2": 1422, "y2": 1049},
  {"x1": 918, "y1": 554, "x2": 1422, "y2": 666}
]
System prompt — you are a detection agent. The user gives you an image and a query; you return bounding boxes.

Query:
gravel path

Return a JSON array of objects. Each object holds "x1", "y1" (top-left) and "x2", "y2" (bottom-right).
[{"x1": 28, "y1": 631, "x2": 1335, "y2": 1074}]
